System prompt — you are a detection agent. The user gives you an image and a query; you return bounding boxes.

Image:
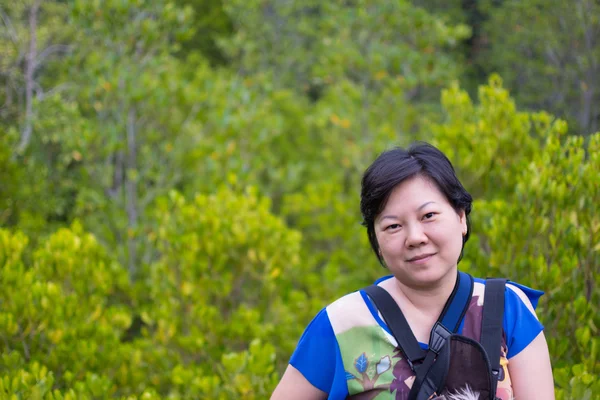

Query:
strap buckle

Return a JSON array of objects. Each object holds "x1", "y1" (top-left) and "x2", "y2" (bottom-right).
[{"x1": 429, "y1": 322, "x2": 451, "y2": 354}]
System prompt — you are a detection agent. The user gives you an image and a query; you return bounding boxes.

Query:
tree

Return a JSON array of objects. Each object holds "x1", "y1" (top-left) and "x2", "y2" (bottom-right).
[
  {"x1": 0, "y1": 0, "x2": 74, "y2": 151},
  {"x1": 431, "y1": 77, "x2": 600, "y2": 398},
  {"x1": 0, "y1": 1, "x2": 87, "y2": 240},
  {"x1": 480, "y1": 0, "x2": 600, "y2": 135},
  {"x1": 0, "y1": 224, "x2": 134, "y2": 398},
  {"x1": 173, "y1": 0, "x2": 234, "y2": 65},
  {"x1": 64, "y1": 0, "x2": 198, "y2": 277},
  {"x1": 220, "y1": 0, "x2": 470, "y2": 101}
]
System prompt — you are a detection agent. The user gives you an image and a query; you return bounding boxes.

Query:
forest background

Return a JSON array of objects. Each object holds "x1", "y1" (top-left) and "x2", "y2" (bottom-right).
[{"x1": 0, "y1": 0, "x2": 599, "y2": 399}]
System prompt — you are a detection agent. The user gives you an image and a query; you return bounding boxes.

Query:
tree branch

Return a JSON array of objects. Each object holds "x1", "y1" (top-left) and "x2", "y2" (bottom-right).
[
  {"x1": 0, "y1": 6, "x2": 19, "y2": 46},
  {"x1": 33, "y1": 44, "x2": 73, "y2": 72},
  {"x1": 126, "y1": 107, "x2": 139, "y2": 278},
  {"x1": 17, "y1": 0, "x2": 40, "y2": 153},
  {"x1": 35, "y1": 82, "x2": 73, "y2": 101},
  {"x1": 106, "y1": 150, "x2": 124, "y2": 200}
]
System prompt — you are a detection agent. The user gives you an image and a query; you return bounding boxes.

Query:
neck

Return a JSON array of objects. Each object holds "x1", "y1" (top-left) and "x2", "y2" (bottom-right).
[{"x1": 393, "y1": 269, "x2": 458, "y2": 317}]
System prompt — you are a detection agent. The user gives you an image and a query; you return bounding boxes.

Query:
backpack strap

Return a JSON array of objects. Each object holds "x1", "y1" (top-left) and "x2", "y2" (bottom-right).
[
  {"x1": 408, "y1": 272, "x2": 474, "y2": 399},
  {"x1": 362, "y1": 271, "x2": 474, "y2": 373},
  {"x1": 439, "y1": 271, "x2": 474, "y2": 331},
  {"x1": 362, "y1": 285, "x2": 426, "y2": 370},
  {"x1": 408, "y1": 322, "x2": 452, "y2": 400},
  {"x1": 480, "y1": 278, "x2": 507, "y2": 397}
]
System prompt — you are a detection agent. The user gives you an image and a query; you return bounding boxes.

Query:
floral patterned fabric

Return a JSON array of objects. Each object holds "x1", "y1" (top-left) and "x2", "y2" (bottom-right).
[{"x1": 289, "y1": 277, "x2": 544, "y2": 400}]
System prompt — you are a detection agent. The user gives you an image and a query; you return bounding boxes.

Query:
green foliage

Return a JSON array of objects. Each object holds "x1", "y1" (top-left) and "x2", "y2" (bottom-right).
[
  {"x1": 142, "y1": 187, "x2": 310, "y2": 361},
  {"x1": 0, "y1": 224, "x2": 131, "y2": 397},
  {"x1": 479, "y1": 133, "x2": 600, "y2": 396},
  {"x1": 1, "y1": 1, "x2": 599, "y2": 398},
  {"x1": 221, "y1": 0, "x2": 470, "y2": 97},
  {"x1": 480, "y1": 0, "x2": 600, "y2": 136},
  {"x1": 0, "y1": 129, "x2": 22, "y2": 226},
  {"x1": 431, "y1": 78, "x2": 600, "y2": 398},
  {"x1": 0, "y1": 0, "x2": 75, "y2": 127},
  {"x1": 0, "y1": 189, "x2": 304, "y2": 398},
  {"x1": 431, "y1": 74, "x2": 566, "y2": 198},
  {"x1": 62, "y1": 0, "x2": 201, "y2": 274},
  {"x1": 173, "y1": 0, "x2": 233, "y2": 64}
]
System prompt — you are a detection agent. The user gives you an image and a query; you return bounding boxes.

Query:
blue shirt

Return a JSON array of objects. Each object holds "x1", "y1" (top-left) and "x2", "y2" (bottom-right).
[{"x1": 289, "y1": 276, "x2": 544, "y2": 399}]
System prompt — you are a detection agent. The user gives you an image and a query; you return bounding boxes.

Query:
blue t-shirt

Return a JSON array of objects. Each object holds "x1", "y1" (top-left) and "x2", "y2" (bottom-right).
[{"x1": 289, "y1": 276, "x2": 544, "y2": 399}]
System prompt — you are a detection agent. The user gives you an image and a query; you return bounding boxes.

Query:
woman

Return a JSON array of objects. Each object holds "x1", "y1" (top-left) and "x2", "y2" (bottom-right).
[{"x1": 271, "y1": 143, "x2": 554, "y2": 400}]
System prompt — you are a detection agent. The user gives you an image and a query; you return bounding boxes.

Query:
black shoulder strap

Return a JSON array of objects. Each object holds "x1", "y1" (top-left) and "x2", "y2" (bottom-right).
[
  {"x1": 362, "y1": 272, "x2": 474, "y2": 372},
  {"x1": 480, "y1": 278, "x2": 507, "y2": 396},
  {"x1": 362, "y1": 285, "x2": 426, "y2": 370}
]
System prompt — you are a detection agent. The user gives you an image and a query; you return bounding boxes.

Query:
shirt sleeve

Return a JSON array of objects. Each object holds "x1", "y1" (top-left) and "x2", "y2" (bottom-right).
[
  {"x1": 289, "y1": 308, "x2": 338, "y2": 393},
  {"x1": 503, "y1": 282, "x2": 545, "y2": 359}
]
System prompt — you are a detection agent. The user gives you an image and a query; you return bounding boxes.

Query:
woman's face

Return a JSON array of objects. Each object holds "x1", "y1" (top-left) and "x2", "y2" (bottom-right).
[{"x1": 374, "y1": 175, "x2": 467, "y2": 289}]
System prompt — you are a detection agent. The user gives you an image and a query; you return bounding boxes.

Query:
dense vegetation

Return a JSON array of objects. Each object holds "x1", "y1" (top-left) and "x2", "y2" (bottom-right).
[{"x1": 0, "y1": 0, "x2": 598, "y2": 398}]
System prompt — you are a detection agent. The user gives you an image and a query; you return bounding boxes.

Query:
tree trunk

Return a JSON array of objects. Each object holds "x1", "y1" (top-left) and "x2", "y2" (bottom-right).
[
  {"x1": 126, "y1": 107, "x2": 139, "y2": 279},
  {"x1": 17, "y1": 0, "x2": 40, "y2": 153}
]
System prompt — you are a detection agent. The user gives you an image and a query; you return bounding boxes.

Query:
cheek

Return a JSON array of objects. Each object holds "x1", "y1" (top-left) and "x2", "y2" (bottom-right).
[
  {"x1": 377, "y1": 235, "x2": 391, "y2": 252},
  {"x1": 376, "y1": 233, "x2": 401, "y2": 255},
  {"x1": 445, "y1": 228, "x2": 465, "y2": 256},
  {"x1": 374, "y1": 231, "x2": 383, "y2": 248},
  {"x1": 430, "y1": 224, "x2": 463, "y2": 251}
]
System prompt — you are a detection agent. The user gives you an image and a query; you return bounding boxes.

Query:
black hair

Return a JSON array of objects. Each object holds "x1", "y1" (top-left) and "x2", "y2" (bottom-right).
[{"x1": 360, "y1": 142, "x2": 473, "y2": 266}]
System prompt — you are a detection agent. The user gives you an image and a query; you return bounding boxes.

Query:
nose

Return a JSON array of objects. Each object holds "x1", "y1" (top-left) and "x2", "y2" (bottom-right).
[{"x1": 405, "y1": 223, "x2": 428, "y2": 248}]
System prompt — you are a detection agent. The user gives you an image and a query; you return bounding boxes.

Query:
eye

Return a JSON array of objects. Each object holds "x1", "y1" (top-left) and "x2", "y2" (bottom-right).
[
  {"x1": 423, "y1": 212, "x2": 436, "y2": 220},
  {"x1": 386, "y1": 223, "x2": 402, "y2": 231}
]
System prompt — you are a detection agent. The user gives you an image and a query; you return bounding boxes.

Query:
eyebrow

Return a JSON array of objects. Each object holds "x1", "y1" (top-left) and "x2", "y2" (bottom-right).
[
  {"x1": 417, "y1": 201, "x2": 437, "y2": 211},
  {"x1": 379, "y1": 201, "x2": 437, "y2": 221}
]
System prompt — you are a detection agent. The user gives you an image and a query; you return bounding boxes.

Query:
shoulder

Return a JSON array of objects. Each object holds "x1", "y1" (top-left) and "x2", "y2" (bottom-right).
[
  {"x1": 472, "y1": 277, "x2": 545, "y2": 358},
  {"x1": 293, "y1": 287, "x2": 372, "y2": 350},
  {"x1": 327, "y1": 289, "x2": 365, "y2": 310},
  {"x1": 505, "y1": 281, "x2": 543, "y2": 315},
  {"x1": 326, "y1": 289, "x2": 380, "y2": 336},
  {"x1": 290, "y1": 289, "x2": 374, "y2": 396},
  {"x1": 472, "y1": 277, "x2": 544, "y2": 313},
  {"x1": 327, "y1": 277, "x2": 395, "y2": 319},
  {"x1": 298, "y1": 282, "x2": 385, "y2": 337},
  {"x1": 289, "y1": 307, "x2": 338, "y2": 393}
]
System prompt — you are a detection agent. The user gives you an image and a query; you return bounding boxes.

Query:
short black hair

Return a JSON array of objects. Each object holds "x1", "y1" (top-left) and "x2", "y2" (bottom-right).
[{"x1": 360, "y1": 142, "x2": 473, "y2": 266}]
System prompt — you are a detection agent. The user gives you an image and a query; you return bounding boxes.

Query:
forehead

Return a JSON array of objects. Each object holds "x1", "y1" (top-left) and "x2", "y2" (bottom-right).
[{"x1": 381, "y1": 175, "x2": 448, "y2": 212}]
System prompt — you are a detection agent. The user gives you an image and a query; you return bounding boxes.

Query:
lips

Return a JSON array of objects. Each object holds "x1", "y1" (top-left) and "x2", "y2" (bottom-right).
[{"x1": 407, "y1": 253, "x2": 436, "y2": 262}]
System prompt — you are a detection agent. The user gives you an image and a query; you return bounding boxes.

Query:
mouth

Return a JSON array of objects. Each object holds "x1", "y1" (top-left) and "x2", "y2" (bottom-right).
[{"x1": 407, "y1": 253, "x2": 436, "y2": 263}]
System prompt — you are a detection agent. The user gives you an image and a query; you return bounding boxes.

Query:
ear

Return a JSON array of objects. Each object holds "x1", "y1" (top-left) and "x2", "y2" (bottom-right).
[{"x1": 458, "y1": 209, "x2": 467, "y2": 236}]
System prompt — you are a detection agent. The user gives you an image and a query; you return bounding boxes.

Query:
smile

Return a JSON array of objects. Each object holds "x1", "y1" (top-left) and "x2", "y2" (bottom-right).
[{"x1": 407, "y1": 253, "x2": 436, "y2": 264}]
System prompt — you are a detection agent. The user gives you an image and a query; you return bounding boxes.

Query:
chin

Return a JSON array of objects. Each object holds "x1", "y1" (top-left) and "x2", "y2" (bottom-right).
[{"x1": 408, "y1": 267, "x2": 454, "y2": 286}]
